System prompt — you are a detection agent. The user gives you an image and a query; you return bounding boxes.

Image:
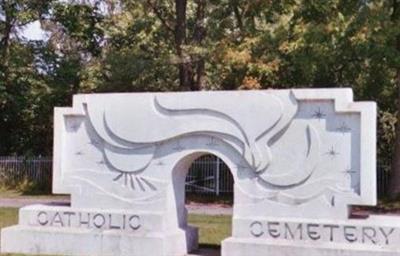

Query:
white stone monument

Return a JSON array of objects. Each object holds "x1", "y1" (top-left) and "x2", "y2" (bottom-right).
[{"x1": 1, "y1": 89, "x2": 397, "y2": 256}]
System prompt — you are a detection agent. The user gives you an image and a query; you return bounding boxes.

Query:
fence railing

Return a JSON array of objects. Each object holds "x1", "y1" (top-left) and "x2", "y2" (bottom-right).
[
  {"x1": 0, "y1": 156, "x2": 53, "y2": 192},
  {"x1": 185, "y1": 155, "x2": 233, "y2": 196},
  {"x1": 377, "y1": 164, "x2": 390, "y2": 199},
  {"x1": 0, "y1": 156, "x2": 391, "y2": 199}
]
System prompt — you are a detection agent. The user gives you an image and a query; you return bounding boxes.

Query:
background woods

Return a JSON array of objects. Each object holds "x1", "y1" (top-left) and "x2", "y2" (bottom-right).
[{"x1": 1, "y1": 0, "x2": 400, "y2": 196}]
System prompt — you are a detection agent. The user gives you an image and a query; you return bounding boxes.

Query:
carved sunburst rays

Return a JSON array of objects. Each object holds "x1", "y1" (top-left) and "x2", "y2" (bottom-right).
[{"x1": 113, "y1": 172, "x2": 157, "y2": 192}]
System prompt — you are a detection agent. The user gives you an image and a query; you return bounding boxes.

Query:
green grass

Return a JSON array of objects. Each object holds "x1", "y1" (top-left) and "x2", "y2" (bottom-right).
[
  {"x1": 0, "y1": 208, "x2": 18, "y2": 231},
  {"x1": 188, "y1": 214, "x2": 232, "y2": 247},
  {"x1": 0, "y1": 208, "x2": 21, "y2": 256},
  {"x1": 0, "y1": 208, "x2": 231, "y2": 255}
]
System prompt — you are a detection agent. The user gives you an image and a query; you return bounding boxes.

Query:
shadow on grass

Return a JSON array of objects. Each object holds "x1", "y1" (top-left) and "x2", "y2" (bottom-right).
[{"x1": 199, "y1": 243, "x2": 221, "y2": 249}]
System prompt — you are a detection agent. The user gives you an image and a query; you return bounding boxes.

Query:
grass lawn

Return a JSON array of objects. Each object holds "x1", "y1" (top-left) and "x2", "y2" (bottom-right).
[
  {"x1": 0, "y1": 208, "x2": 23, "y2": 256},
  {"x1": 0, "y1": 208, "x2": 18, "y2": 233},
  {"x1": 188, "y1": 214, "x2": 232, "y2": 247},
  {"x1": 0, "y1": 207, "x2": 231, "y2": 256}
]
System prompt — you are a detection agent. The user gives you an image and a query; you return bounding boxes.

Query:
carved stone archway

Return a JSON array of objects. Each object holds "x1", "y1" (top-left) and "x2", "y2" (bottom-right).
[{"x1": 3, "y1": 89, "x2": 393, "y2": 256}]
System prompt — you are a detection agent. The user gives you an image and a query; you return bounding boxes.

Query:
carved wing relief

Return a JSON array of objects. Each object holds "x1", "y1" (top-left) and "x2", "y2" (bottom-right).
[{"x1": 65, "y1": 90, "x2": 360, "y2": 206}]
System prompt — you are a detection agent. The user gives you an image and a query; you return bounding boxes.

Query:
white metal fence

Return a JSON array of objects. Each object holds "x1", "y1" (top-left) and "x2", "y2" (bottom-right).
[
  {"x1": 185, "y1": 155, "x2": 233, "y2": 196},
  {"x1": 0, "y1": 156, "x2": 391, "y2": 199}
]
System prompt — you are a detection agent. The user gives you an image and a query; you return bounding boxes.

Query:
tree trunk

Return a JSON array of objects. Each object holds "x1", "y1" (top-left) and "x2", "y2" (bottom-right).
[
  {"x1": 389, "y1": 0, "x2": 400, "y2": 199},
  {"x1": 231, "y1": 0, "x2": 244, "y2": 33},
  {"x1": 1, "y1": 2, "x2": 14, "y2": 86},
  {"x1": 174, "y1": 0, "x2": 194, "y2": 91},
  {"x1": 192, "y1": 0, "x2": 206, "y2": 90}
]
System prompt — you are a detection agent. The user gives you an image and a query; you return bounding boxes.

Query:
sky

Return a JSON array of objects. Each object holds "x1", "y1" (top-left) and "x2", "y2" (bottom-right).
[
  {"x1": 6, "y1": 1, "x2": 110, "y2": 42},
  {"x1": 22, "y1": 21, "x2": 50, "y2": 41}
]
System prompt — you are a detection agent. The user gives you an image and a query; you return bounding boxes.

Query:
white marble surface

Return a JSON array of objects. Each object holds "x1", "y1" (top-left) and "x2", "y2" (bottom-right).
[
  {"x1": 53, "y1": 89, "x2": 375, "y2": 218},
  {"x1": 222, "y1": 237, "x2": 400, "y2": 256},
  {"x1": 1, "y1": 89, "x2": 388, "y2": 256}
]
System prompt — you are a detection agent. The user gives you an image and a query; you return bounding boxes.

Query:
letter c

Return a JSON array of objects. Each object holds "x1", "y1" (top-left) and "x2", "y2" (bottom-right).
[
  {"x1": 129, "y1": 215, "x2": 141, "y2": 230},
  {"x1": 250, "y1": 221, "x2": 264, "y2": 237},
  {"x1": 37, "y1": 211, "x2": 49, "y2": 226}
]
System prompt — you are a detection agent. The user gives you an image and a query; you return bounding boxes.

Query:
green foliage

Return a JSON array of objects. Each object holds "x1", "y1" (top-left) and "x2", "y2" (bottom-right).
[
  {"x1": 0, "y1": 164, "x2": 51, "y2": 195},
  {"x1": 51, "y1": 2, "x2": 104, "y2": 56},
  {"x1": 15, "y1": 177, "x2": 50, "y2": 195},
  {"x1": 378, "y1": 111, "x2": 397, "y2": 170},
  {"x1": 0, "y1": 0, "x2": 399, "y2": 176}
]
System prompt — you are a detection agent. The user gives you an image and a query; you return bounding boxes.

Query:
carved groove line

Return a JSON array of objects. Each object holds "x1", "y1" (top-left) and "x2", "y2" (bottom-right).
[
  {"x1": 83, "y1": 104, "x2": 157, "y2": 190},
  {"x1": 154, "y1": 96, "x2": 272, "y2": 172}
]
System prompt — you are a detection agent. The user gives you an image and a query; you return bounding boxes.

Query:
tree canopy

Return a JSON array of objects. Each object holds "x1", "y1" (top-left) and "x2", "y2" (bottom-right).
[{"x1": 1, "y1": 0, "x2": 400, "y2": 195}]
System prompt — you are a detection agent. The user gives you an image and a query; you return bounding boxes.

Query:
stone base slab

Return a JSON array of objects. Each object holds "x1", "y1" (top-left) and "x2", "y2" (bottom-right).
[
  {"x1": 0, "y1": 204, "x2": 198, "y2": 256},
  {"x1": 1, "y1": 225, "x2": 198, "y2": 256},
  {"x1": 221, "y1": 237, "x2": 400, "y2": 256}
]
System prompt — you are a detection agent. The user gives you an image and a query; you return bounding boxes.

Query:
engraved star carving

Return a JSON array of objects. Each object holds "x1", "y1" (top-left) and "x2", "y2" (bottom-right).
[
  {"x1": 326, "y1": 146, "x2": 339, "y2": 158},
  {"x1": 337, "y1": 122, "x2": 351, "y2": 134},
  {"x1": 312, "y1": 107, "x2": 326, "y2": 120}
]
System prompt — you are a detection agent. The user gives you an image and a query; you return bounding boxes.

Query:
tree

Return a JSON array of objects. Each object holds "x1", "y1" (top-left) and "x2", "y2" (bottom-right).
[
  {"x1": 144, "y1": 0, "x2": 207, "y2": 90},
  {"x1": 389, "y1": 0, "x2": 400, "y2": 198},
  {"x1": 0, "y1": 0, "x2": 53, "y2": 155},
  {"x1": 1, "y1": 0, "x2": 400, "y2": 196}
]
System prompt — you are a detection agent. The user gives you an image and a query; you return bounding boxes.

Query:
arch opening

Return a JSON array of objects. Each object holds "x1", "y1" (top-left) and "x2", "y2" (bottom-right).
[
  {"x1": 171, "y1": 152, "x2": 234, "y2": 253},
  {"x1": 186, "y1": 154, "x2": 234, "y2": 205}
]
